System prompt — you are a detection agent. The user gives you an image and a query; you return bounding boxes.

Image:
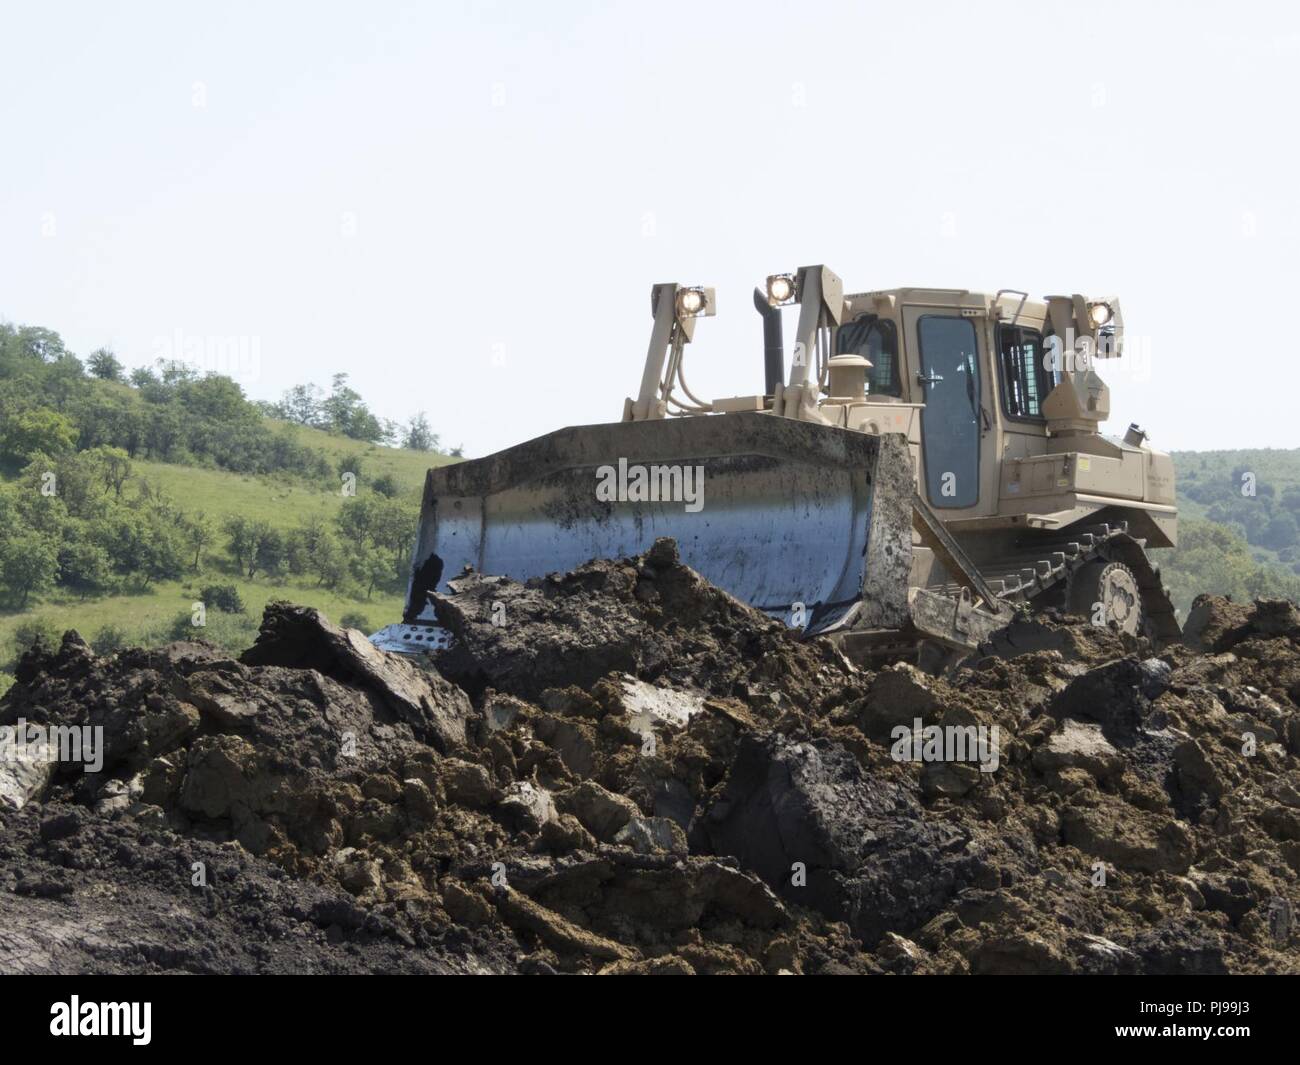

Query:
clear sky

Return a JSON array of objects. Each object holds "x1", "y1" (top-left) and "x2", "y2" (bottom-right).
[{"x1": 2, "y1": 0, "x2": 1296, "y2": 456}]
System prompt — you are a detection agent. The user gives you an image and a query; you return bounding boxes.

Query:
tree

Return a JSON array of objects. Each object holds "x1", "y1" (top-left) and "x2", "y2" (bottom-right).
[
  {"x1": 352, "y1": 545, "x2": 392, "y2": 598},
  {"x1": 321, "y1": 373, "x2": 388, "y2": 443},
  {"x1": 0, "y1": 528, "x2": 60, "y2": 607},
  {"x1": 309, "y1": 532, "x2": 348, "y2": 589},
  {"x1": 1, "y1": 408, "x2": 77, "y2": 462},
  {"x1": 276, "y1": 383, "x2": 324, "y2": 426},
  {"x1": 135, "y1": 511, "x2": 187, "y2": 585},
  {"x1": 15, "y1": 326, "x2": 67, "y2": 363},
  {"x1": 224, "y1": 516, "x2": 282, "y2": 578},
  {"x1": 58, "y1": 528, "x2": 114, "y2": 599},
  {"x1": 89, "y1": 446, "x2": 132, "y2": 498},
  {"x1": 183, "y1": 511, "x2": 215, "y2": 570},
  {"x1": 402, "y1": 412, "x2": 439, "y2": 452},
  {"x1": 250, "y1": 525, "x2": 286, "y2": 578},
  {"x1": 223, "y1": 515, "x2": 257, "y2": 575},
  {"x1": 87, "y1": 347, "x2": 125, "y2": 381}
]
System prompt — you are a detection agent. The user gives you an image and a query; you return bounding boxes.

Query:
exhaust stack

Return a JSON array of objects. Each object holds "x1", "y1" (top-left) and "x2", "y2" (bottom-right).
[{"x1": 753, "y1": 287, "x2": 785, "y2": 396}]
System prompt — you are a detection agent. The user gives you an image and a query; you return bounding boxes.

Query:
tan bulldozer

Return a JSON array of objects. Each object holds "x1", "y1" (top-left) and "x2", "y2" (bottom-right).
[{"x1": 372, "y1": 265, "x2": 1179, "y2": 666}]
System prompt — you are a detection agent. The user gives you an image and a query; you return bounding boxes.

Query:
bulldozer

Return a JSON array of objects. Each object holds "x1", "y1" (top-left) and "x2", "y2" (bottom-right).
[{"x1": 372, "y1": 265, "x2": 1179, "y2": 667}]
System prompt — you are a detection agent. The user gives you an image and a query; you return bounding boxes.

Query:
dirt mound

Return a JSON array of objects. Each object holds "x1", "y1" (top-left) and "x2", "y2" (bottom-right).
[{"x1": 2, "y1": 542, "x2": 1299, "y2": 974}]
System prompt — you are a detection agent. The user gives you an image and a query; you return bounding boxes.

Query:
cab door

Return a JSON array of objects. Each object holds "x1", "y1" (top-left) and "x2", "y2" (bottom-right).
[{"x1": 905, "y1": 309, "x2": 984, "y2": 509}]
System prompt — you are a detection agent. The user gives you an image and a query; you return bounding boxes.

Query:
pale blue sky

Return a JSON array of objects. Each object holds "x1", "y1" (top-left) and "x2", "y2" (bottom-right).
[{"x1": 2, "y1": 0, "x2": 1297, "y2": 455}]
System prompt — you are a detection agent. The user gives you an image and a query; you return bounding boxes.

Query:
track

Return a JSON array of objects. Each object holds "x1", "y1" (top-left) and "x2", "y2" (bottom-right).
[{"x1": 937, "y1": 520, "x2": 1181, "y2": 642}]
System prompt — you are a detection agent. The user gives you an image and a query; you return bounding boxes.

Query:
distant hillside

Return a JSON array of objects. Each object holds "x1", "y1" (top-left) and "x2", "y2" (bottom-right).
[
  {"x1": 0, "y1": 320, "x2": 454, "y2": 692},
  {"x1": 1162, "y1": 449, "x2": 1300, "y2": 616}
]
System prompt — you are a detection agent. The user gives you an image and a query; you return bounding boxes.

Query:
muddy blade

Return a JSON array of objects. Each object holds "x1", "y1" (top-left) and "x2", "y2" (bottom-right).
[{"x1": 406, "y1": 413, "x2": 914, "y2": 635}]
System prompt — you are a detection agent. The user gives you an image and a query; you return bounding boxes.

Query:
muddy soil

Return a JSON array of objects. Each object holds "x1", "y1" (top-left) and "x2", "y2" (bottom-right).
[{"x1": 3, "y1": 539, "x2": 1298, "y2": 974}]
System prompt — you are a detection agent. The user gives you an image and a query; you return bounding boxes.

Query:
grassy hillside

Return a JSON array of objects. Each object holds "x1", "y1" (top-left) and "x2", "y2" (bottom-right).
[
  {"x1": 264, "y1": 418, "x2": 451, "y2": 487},
  {"x1": 0, "y1": 436, "x2": 451, "y2": 678},
  {"x1": 0, "y1": 322, "x2": 472, "y2": 696}
]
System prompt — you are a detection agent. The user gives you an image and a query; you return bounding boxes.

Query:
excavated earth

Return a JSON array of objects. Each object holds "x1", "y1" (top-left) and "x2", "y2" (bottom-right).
[{"x1": 3, "y1": 538, "x2": 1300, "y2": 974}]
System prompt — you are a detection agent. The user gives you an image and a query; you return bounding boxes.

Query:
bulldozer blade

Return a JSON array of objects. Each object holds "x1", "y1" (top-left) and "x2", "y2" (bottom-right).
[{"x1": 401, "y1": 413, "x2": 914, "y2": 637}]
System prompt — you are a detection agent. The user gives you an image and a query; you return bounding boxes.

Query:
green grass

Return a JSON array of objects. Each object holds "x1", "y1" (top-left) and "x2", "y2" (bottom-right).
[
  {"x1": 0, "y1": 429, "x2": 451, "y2": 663},
  {"x1": 0, "y1": 573, "x2": 404, "y2": 664},
  {"x1": 267, "y1": 419, "x2": 455, "y2": 489}
]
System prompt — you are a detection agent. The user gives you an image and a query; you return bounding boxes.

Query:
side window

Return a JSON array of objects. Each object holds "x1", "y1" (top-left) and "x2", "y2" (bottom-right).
[
  {"x1": 835, "y1": 315, "x2": 901, "y2": 397},
  {"x1": 998, "y1": 324, "x2": 1058, "y2": 419}
]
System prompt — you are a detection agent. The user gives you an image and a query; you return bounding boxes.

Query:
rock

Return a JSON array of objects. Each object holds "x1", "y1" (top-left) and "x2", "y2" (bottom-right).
[
  {"x1": 971, "y1": 932, "x2": 1069, "y2": 975},
  {"x1": 1049, "y1": 658, "x2": 1163, "y2": 741},
  {"x1": 599, "y1": 955, "x2": 695, "y2": 975},
  {"x1": 538, "y1": 813, "x2": 597, "y2": 853},
  {"x1": 1260, "y1": 804, "x2": 1300, "y2": 843},
  {"x1": 1130, "y1": 921, "x2": 1228, "y2": 974},
  {"x1": 532, "y1": 716, "x2": 596, "y2": 776},
  {"x1": 240, "y1": 603, "x2": 472, "y2": 752},
  {"x1": 1032, "y1": 720, "x2": 1124, "y2": 781},
  {"x1": 1191, "y1": 871, "x2": 1256, "y2": 922},
  {"x1": 613, "y1": 815, "x2": 687, "y2": 855},
  {"x1": 855, "y1": 663, "x2": 943, "y2": 742},
  {"x1": 700, "y1": 733, "x2": 962, "y2": 946},
  {"x1": 492, "y1": 887, "x2": 637, "y2": 961},
  {"x1": 1061, "y1": 794, "x2": 1194, "y2": 874},
  {"x1": 442, "y1": 880, "x2": 493, "y2": 926},
  {"x1": 921, "y1": 760, "x2": 982, "y2": 798},
  {"x1": 1172, "y1": 736, "x2": 1225, "y2": 803},
  {"x1": 180, "y1": 735, "x2": 260, "y2": 820},
  {"x1": 1137, "y1": 658, "x2": 1172, "y2": 699},
  {"x1": 877, "y1": 932, "x2": 928, "y2": 973},
  {"x1": 1253, "y1": 598, "x2": 1300, "y2": 636},
  {"x1": 0, "y1": 728, "x2": 55, "y2": 811},
  {"x1": 401, "y1": 778, "x2": 438, "y2": 821},
  {"x1": 617, "y1": 675, "x2": 705, "y2": 733},
  {"x1": 335, "y1": 852, "x2": 383, "y2": 897},
  {"x1": 497, "y1": 781, "x2": 557, "y2": 833},
  {"x1": 1182, "y1": 595, "x2": 1253, "y2": 652},
  {"x1": 92, "y1": 778, "x2": 134, "y2": 818},
  {"x1": 440, "y1": 759, "x2": 498, "y2": 808},
  {"x1": 482, "y1": 691, "x2": 527, "y2": 733},
  {"x1": 555, "y1": 781, "x2": 641, "y2": 842},
  {"x1": 1072, "y1": 933, "x2": 1139, "y2": 975}
]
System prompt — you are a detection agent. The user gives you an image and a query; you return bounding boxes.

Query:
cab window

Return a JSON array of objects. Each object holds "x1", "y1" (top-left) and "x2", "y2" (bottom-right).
[
  {"x1": 997, "y1": 324, "x2": 1057, "y2": 420},
  {"x1": 836, "y1": 315, "x2": 901, "y2": 397}
]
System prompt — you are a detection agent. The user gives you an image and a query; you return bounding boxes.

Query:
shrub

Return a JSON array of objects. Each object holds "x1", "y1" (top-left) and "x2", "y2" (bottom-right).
[
  {"x1": 199, "y1": 584, "x2": 245, "y2": 614},
  {"x1": 339, "y1": 611, "x2": 371, "y2": 632},
  {"x1": 90, "y1": 624, "x2": 129, "y2": 655}
]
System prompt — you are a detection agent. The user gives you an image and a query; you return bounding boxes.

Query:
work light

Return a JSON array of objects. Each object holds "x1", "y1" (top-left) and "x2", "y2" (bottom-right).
[
  {"x1": 766, "y1": 273, "x2": 797, "y2": 306},
  {"x1": 1088, "y1": 301, "x2": 1113, "y2": 327},
  {"x1": 675, "y1": 287, "x2": 711, "y2": 318}
]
